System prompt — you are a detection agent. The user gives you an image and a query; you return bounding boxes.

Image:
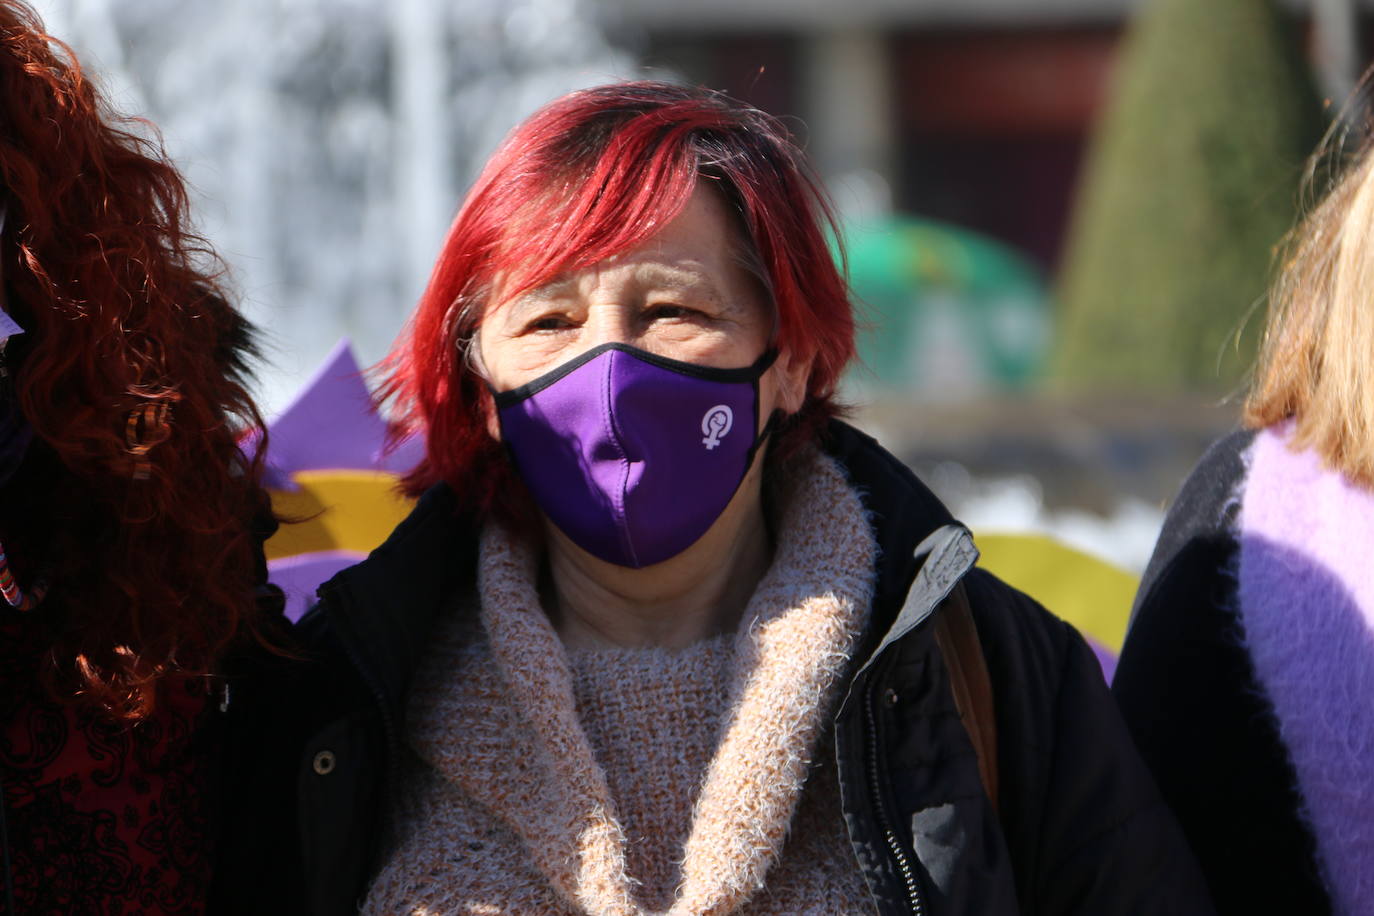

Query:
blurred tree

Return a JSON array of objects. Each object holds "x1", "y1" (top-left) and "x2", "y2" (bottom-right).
[{"x1": 1052, "y1": 0, "x2": 1325, "y2": 392}]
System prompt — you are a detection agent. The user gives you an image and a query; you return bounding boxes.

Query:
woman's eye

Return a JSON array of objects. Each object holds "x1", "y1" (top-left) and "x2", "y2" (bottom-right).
[
  {"x1": 646, "y1": 304, "x2": 699, "y2": 321},
  {"x1": 525, "y1": 315, "x2": 574, "y2": 333}
]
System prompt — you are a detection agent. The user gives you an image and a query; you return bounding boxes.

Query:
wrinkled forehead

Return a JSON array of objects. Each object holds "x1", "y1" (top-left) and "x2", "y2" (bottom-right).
[{"x1": 480, "y1": 175, "x2": 770, "y2": 321}]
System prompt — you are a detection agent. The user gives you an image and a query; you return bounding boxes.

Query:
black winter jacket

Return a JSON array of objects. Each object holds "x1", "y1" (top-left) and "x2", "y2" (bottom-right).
[{"x1": 213, "y1": 422, "x2": 1214, "y2": 915}]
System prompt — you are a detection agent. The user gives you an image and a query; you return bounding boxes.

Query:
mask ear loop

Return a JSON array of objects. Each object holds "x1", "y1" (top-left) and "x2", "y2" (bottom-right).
[
  {"x1": 747, "y1": 293, "x2": 786, "y2": 456},
  {"x1": 749, "y1": 304, "x2": 788, "y2": 548},
  {"x1": 761, "y1": 289, "x2": 781, "y2": 366},
  {"x1": 745, "y1": 317, "x2": 784, "y2": 472}
]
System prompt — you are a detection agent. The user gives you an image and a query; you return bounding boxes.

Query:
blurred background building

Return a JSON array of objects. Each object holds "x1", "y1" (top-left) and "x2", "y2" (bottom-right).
[
  {"x1": 612, "y1": 0, "x2": 1362, "y2": 260},
  {"x1": 23, "y1": 0, "x2": 1369, "y2": 588}
]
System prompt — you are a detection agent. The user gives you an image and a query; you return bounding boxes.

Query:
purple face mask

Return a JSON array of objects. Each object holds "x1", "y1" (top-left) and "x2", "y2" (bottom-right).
[{"x1": 494, "y1": 343, "x2": 778, "y2": 568}]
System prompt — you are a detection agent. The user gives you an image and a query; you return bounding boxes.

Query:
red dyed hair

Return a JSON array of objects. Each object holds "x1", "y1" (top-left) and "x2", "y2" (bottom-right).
[
  {"x1": 0, "y1": 1, "x2": 273, "y2": 718},
  {"x1": 381, "y1": 82, "x2": 854, "y2": 514}
]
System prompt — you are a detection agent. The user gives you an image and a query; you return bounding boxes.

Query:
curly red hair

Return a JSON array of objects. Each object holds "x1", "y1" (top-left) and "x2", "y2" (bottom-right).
[
  {"x1": 381, "y1": 82, "x2": 855, "y2": 519},
  {"x1": 0, "y1": 1, "x2": 273, "y2": 719}
]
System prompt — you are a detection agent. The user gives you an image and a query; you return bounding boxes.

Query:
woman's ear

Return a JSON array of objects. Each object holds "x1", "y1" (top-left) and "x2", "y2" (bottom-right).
[
  {"x1": 483, "y1": 393, "x2": 501, "y2": 442},
  {"x1": 771, "y1": 347, "x2": 814, "y2": 416},
  {"x1": 465, "y1": 333, "x2": 502, "y2": 442}
]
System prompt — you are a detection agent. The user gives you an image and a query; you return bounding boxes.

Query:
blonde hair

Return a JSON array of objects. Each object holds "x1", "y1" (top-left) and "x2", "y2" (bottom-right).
[{"x1": 1246, "y1": 142, "x2": 1374, "y2": 487}]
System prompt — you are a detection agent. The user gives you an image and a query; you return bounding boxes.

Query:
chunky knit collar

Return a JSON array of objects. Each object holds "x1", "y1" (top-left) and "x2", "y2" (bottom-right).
[{"x1": 408, "y1": 448, "x2": 876, "y2": 916}]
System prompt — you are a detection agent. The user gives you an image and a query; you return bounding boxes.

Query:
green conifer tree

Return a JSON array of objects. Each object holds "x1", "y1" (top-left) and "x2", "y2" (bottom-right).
[{"x1": 1053, "y1": 0, "x2": 1325, "y2": 392}]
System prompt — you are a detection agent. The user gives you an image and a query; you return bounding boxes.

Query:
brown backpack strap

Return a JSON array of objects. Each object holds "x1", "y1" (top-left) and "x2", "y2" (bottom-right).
[{"x1": 934, "y1": 582, "x2": 1000, "y2": 814}]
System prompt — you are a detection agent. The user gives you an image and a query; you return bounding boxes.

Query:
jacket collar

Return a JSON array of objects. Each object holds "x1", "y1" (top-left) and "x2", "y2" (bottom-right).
[
  {"x1": 314, "y1": 420, "x2": 963, "y2": 713},
  {"x1": 816, "y1": 421, "x2": 964, "y2": 660},
  {"x1": 311, "y1": 482, "x2": 478, "y2": 710}
]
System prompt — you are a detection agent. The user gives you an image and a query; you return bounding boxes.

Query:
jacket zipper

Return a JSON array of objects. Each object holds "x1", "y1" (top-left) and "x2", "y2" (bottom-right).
[{"x1": 867, "y1": 680, "x2": 924, "y2": 916}]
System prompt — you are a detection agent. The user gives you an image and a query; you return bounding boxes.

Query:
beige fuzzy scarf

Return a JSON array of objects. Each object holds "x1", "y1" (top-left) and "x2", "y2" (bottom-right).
[{"x1": 365, "y1": 450, "x2": 878, "y2": 916}]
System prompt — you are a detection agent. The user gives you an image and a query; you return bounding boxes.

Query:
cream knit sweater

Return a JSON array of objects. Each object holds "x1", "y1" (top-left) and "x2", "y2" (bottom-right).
[{"x1": 364, "y1": 451, "x2": 879, "y2": 916}]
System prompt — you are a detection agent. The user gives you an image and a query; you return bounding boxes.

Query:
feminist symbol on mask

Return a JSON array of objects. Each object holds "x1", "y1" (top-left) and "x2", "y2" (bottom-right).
[{"x1": 701, "y1": 405, "x2": 733, "y2": 450}]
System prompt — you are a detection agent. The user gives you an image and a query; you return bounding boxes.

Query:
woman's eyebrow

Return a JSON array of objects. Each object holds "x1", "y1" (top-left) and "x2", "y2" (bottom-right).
[
  {"x1": 500, "y1": 278, "x2": 578, "y2": 321},
  {"x1": 521, "y1": 276, "x2": 578, "y2": 301},
  {"x1": 635, "y1": 265, "x2": 723, "y2": 301}
]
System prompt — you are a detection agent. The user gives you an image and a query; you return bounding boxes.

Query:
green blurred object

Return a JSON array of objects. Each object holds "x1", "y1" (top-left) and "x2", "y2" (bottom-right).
[
  {"x1": 841, "y1": 216, "x2": 1051, "y2": 394},
  {"x1": 1053, "y1": 0, "x2": 1326, "y2": 392}
]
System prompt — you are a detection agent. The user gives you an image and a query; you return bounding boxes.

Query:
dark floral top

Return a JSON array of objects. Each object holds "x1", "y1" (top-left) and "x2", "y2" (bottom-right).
[{"x1": 1, "y1": 616, "x2": 219, "y2": 915}]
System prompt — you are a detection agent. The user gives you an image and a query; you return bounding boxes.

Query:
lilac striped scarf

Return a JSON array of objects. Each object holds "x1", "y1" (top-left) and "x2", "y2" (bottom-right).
[{"x1": 1240, "y1": 424, "x2": 1374, "y2": 914}]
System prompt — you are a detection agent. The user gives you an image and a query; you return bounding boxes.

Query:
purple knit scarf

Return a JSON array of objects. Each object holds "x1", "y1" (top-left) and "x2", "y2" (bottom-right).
[{"x1": 1240, "y1": 423, "x2": 1374, "y2": 914}]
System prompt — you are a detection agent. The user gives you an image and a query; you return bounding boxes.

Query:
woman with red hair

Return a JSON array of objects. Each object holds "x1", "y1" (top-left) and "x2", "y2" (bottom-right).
[
  {"x1": 0, "y1": 2, "x2": 283, "y2": 913},
  {"x1": 269, "y1": 83, "x2": 1214, "y2": 915}
]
